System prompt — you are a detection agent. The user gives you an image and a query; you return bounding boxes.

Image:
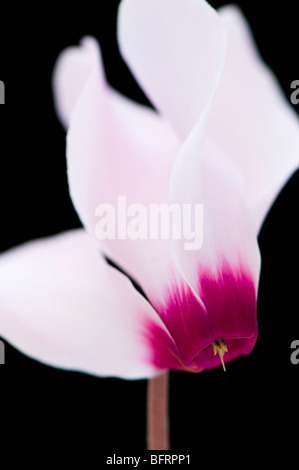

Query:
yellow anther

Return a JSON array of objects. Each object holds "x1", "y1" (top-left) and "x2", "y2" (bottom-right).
[{"x1": 212, "y1": 339, "x2": 228, "y2": 372}]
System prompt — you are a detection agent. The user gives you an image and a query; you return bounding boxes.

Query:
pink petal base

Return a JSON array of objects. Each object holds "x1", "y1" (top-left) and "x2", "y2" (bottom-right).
[{"x1": 144, "y1": 263, "x2": 258, "y2": 373}]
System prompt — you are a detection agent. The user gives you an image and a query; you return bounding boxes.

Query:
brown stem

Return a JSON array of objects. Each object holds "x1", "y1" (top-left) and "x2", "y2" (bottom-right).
[{"x1": 147, "y1": 372, "x2": 170, "y2": 450}]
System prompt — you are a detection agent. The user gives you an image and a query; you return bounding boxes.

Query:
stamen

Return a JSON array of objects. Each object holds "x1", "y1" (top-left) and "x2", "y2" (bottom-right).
[{"x1": 211, "y1": 339, "x2": 228, "y2": 372}]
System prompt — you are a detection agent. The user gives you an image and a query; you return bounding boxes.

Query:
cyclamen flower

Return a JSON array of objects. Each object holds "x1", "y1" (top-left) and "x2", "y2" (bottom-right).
[{"x1": 0, "y1": 0, "x2": 298, "y2": 380}]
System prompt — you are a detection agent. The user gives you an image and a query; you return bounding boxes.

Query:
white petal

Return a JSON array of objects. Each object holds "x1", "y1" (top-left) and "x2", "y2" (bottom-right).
[
  {"x1": 65, "y1": 37, "x2": 181, "y2": 299},
  {"x1": 170, "y1": 124, "x2": 261, "y2": 309},
  {"x1": 207, "y1": 5, "x2": 299, "y2": 232},
  {"x1": 118, "y1": 0, "x2": 227, "y2": 140},
  {"x1": 0, "y1": 230, "x2": 166, "y2": 379},
  {"x1": 52, "y1": 37, "x2": 102, "y2": 129}
]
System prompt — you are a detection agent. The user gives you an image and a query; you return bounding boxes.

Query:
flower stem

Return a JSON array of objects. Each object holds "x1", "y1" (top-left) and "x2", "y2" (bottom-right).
[{"x1": 147, "y1": 372, "x2": 170, "y2": 450}]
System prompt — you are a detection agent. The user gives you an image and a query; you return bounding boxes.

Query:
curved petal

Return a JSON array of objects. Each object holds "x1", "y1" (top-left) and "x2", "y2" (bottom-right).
[
  {"x1": 118, "y1": 0, "x2": 227, "y2": 140},
  {"x1": 0, "y1": 230, "x2": 170, "y2": 379},
  {"x1": 52, "y1": 37, "x2": 100, "y2": 129},
  {"x1": 65, "y1": 36, "x2": 181, "y2": 299},
  {"x1": 165, "y1": 123, "x2": 261, "y2": 365},
  {"x1": 207, "y1": 5, "x2": 299, "y2": 232},
  {"x1": 130, "y1": 127, "x2": 260, "y2": 371}
]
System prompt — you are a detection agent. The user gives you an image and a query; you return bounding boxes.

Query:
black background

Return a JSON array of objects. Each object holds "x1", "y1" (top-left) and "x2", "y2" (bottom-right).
[{"x1": 0, "y1": 0, "x2": 299, "y2": 465}]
